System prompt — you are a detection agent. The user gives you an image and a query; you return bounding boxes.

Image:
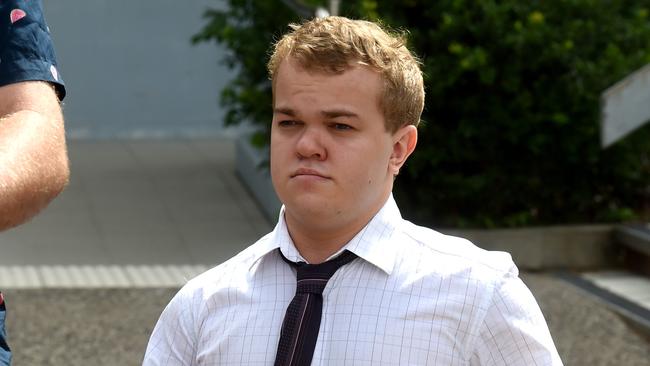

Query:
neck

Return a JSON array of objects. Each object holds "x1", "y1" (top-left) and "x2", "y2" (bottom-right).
[
  {"x1": 285, "y1": 221, "x2": 363, "y2": 264},
  {"x1": 284, "y1": 198, "x2": 389, "y2": 263}
]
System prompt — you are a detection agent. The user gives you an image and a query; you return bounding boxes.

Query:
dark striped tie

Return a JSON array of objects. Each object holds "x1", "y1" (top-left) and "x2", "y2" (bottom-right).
[{"x1": 274, "y1": 249, "x2": 358, "y2": 366}]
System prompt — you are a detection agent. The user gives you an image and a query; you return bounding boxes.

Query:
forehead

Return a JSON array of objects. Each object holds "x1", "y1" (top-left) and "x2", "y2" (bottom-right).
[{"x1": 273, "y1": 58, "x2": 383, "y2": 106}]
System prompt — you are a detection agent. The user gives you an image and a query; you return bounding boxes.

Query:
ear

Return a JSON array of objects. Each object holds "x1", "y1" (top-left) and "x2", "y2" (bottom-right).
[{"x1": 389, "y1": 125, "x2": 418, "y2": 176}]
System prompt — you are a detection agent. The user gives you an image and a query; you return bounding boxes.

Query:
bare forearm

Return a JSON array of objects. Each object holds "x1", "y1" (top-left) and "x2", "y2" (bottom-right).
[{"x1": 0, "y1": 83, "x2": 69, "y2": 230}]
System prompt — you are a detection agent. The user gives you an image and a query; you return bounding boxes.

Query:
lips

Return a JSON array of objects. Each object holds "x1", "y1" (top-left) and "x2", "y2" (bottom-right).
[{"x1": 291, "y1": 168, "x2": 329, "y2": 179}]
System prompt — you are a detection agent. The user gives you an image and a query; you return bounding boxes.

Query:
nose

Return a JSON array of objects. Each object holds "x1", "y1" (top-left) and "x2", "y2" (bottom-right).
[{"x1": 295, "y1": 127, "x2": 327, "y2": 160}]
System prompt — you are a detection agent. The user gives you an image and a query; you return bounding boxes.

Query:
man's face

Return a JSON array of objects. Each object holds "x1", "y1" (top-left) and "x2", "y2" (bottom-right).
[{"x1": 270, "y1": 58, "x2": 404, "y2": 232}]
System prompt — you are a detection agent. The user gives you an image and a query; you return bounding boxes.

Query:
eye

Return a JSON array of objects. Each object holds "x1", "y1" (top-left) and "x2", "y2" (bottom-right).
[
  {"x1": 277, "y1": 120, "x2": 299, "y2": 127},
  {"x1": 331, "y1": 123, "x2": 353, "y2": 131}
]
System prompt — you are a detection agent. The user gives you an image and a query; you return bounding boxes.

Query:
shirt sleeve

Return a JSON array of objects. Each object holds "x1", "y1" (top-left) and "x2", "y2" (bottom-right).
[
  {"x1": 143, "y1": 286, "x2": 198, "y2": 366},
  {"x1": 470, "y1": 267, "x2": 564, "y2": 366},
  {"x1": 0, "y1": 0, "x2": 66, "y2": 100},
  {"x1": 0, "y1": 293, "x2": 11, "y2": 366}
]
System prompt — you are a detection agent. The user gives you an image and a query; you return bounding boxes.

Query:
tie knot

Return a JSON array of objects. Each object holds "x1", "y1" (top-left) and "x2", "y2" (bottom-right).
[{"x1": 280, "y1": 249, "x2": 358, "y2": 294}]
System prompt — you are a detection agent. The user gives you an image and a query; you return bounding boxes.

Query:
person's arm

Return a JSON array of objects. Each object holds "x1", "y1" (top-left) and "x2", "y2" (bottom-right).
[
  {"x1": 470, "y1": 267, "x2": 563, "y2": 366},
  {"x1": 143, "y1": 286, "x2": 198, "y2": 366},
  {"x1": 0, "y1": 80, "x2": 69, "y2": 230}
]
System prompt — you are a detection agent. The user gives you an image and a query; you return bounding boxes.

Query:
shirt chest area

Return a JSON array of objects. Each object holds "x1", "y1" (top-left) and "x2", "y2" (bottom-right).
[{"x1": 195, "y1": 269, "x2": 480, "y2": 365}]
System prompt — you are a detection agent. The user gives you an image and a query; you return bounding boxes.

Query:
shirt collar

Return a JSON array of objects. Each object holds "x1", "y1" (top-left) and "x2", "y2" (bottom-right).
[
  {"x1": 247, "y1": 206, "x2": 300, "y2": 270},
  {"x1": 256, "y1": 195, "x2": 402, "y2": 275},
  {"x1": 343, "y1": 194, "x2": 401, "y2": 275}
]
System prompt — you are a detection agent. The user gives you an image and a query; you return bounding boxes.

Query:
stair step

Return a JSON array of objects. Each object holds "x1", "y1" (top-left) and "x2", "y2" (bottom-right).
[
  {"x1": 615, "y1": 224, "x2": 650, "y2": 257},
  {"x1": 582, "y1": 271, "x2": 650, "y2": 309},
  {"x1": 557, "y1": 270, "x2": 650, "y2": 336}
]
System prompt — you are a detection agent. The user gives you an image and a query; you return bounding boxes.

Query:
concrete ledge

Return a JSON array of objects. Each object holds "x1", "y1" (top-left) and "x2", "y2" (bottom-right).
[
  {"x1": 616, "y1": 224, "x2": 650, "y2": 256},
  {"x1": 441, "y1": 225, "x2": 618, "y2": 270},
  {"x1": 235, "y1": 135, "x2": 281, "y2": 224},
  {"x1": 616, "y1": 224, "x2": 650, "y2": 276}
]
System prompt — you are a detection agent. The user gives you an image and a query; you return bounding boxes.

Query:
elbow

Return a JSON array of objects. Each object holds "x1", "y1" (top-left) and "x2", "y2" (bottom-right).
[
  {"x1": 52, "y1": 152, "x2": 70, "y2": 196},
  {"x1": 41, "y1": 146, "x2": 70, "y2": 209},
  {"x1": 39, "y1": 137, "x2": 70, "y2": 200},
  {"x1": 0, "y1": 147, "x2": 70, "y2": 231}
]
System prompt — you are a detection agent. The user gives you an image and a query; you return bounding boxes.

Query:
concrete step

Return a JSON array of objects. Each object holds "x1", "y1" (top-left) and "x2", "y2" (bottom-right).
[
  {"x1": 615, "y1": 224, "x2": 650, "y2": 277},
  {"x1": 558, "y1": 270, "x2": 650, "y2": 336},
  {"x1": 616, "y1": 224, "x2": 650, "y2": 257}
]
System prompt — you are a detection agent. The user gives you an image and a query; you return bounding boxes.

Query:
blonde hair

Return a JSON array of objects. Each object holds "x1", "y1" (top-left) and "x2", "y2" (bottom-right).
[{"x1": 268, "y1": 16, "x2": 424, "y2": 132}]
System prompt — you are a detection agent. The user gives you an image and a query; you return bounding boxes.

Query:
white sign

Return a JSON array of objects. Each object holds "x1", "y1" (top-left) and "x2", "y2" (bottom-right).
[{"x1": 601, "y1": 63, "x2": 650, "y2": 147}]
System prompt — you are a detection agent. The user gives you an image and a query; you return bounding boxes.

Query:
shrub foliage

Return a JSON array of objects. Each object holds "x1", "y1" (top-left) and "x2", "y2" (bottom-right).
[{"x1": 195, "y1": 0, "x2": 650, "y2": 227}]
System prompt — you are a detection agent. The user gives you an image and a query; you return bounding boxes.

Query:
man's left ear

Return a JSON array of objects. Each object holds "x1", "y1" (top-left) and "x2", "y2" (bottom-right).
[{"x1": 389, "y1": 125, "x2": 418, "y2": 176}]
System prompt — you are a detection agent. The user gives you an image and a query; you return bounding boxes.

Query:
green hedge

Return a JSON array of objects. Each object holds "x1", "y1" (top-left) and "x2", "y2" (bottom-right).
[{"x1": 195, "y1": 0, "x2": 650, "y2": 228}]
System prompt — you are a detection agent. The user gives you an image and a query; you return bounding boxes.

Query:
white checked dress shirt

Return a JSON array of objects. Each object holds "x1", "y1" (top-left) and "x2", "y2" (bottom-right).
[{"x1": 143, "y1": 196, "x2": 563, "y2": 365}]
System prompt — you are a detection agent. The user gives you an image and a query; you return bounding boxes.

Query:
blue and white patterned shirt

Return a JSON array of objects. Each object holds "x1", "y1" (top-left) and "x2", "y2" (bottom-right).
[{"x1": 0, "y1": 0, "x2": 65, "y2": 98}]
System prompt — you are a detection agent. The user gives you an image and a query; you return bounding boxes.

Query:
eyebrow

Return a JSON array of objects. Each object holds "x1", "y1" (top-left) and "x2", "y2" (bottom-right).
[
  {"x1": 273, "y1": 107, "x2": 358, "y2": 119},
  {"x1": 321, "y1": 109, "x2": 358, "y2": 119},
  {"x1": 273, "y1": 107, "x2": 296, "y2": 116}
]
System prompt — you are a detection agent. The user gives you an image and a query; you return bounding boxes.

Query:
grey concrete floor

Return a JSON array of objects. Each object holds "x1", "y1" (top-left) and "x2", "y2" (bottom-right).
[{"x1": 0, "y1": 139, "x2": 272, "y2": 268}]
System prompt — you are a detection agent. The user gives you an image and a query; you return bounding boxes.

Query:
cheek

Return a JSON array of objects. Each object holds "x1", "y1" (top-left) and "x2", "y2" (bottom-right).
[
  {"x1": 269, "y1": 142, "x2": 286, "y2": 180},
  {"x1": 342, "y1": 155, "x2": 385, "y2": 187},
  {"x1": 270, "y1": 137, "x2": 289, "y2": 160}
]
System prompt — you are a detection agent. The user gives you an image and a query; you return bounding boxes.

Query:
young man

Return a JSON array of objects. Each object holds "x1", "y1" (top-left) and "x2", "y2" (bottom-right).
[
  {"x1": 144, "y1": 16, "x2": 562, "y2": 365},
  {"x1": 1, "y1": 1, "x2": 68, "y2": 364}
]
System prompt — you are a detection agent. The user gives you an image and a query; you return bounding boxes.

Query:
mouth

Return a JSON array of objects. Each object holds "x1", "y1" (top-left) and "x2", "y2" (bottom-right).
[{"x1": 291, "y1": 168, "x2": 329, "y2": 179}]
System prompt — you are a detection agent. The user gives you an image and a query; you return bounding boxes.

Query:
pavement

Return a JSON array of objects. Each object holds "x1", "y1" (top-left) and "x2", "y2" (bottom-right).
[
  {"x1": 1, "y1": 138, "x2": 649, "y2": 365},
  {"x1": 0, "y1": 139, "x2": 272, "y2": 287}
]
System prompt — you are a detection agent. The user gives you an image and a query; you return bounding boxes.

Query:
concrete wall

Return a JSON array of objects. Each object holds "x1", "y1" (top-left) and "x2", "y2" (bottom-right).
[
  {"x1": 44, "y1": 0, "x2": 233, "y2": 139},
  {"x1": 442, "y1": 225, "x2": 618, "y2": 270}
]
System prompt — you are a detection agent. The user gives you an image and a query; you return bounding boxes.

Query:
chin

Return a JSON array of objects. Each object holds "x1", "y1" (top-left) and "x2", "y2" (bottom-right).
[{"x1": 284, "y1": 195, "x2": 337, "y2": 218}]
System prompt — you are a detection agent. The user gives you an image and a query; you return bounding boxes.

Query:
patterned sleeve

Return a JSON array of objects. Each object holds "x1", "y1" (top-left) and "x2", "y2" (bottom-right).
[
  {"x1": 470, "y1": 268, "x2": 564, "y2": 366},
  {"x1": 143, "y1": 285, "x2": 198, "y2": 366},
  {"x1": 0, "y1": 0, "x2": 66, "y2": 100}
]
